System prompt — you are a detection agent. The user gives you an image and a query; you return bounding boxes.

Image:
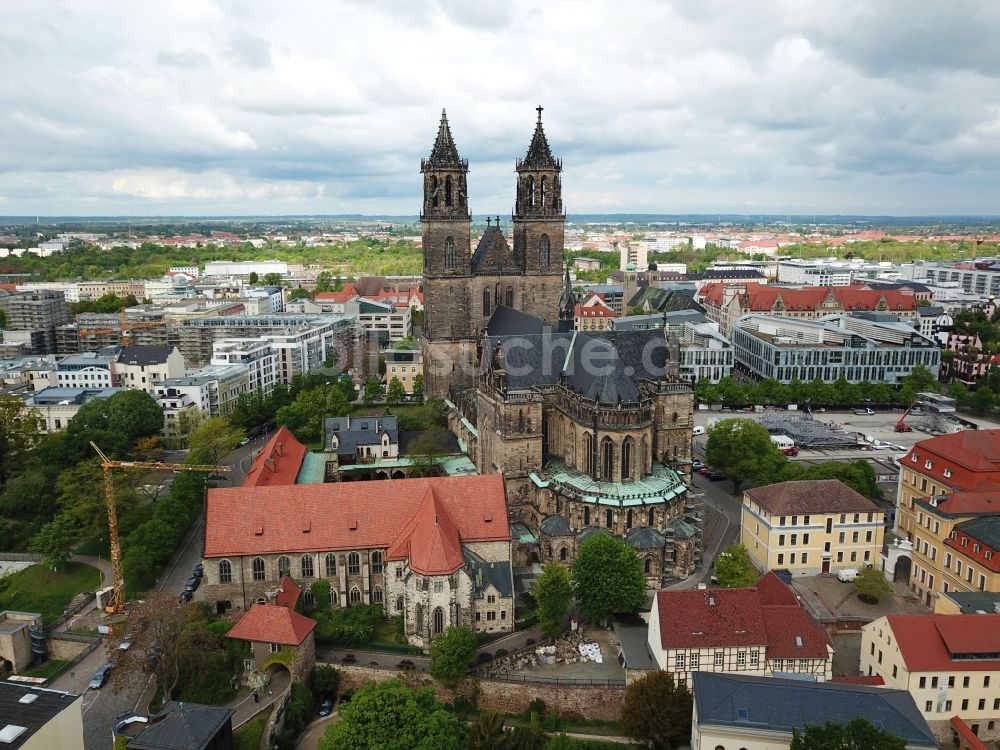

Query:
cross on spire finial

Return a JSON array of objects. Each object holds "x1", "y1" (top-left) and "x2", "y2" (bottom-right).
[{"x1": 536, "y1": 105, "x2": 544, "y2": 122}]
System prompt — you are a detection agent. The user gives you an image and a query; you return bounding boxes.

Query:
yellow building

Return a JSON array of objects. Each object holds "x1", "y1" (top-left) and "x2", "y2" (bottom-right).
[
  {"x1": 860, "y1": 614, "x2": 1000, "y2": 744},
  {"x1": 385, "y1": 347, "x2": 423, "y2": 394},
  {"x1": 742, "y1": 479, "x2": 884, "y2": 576}
]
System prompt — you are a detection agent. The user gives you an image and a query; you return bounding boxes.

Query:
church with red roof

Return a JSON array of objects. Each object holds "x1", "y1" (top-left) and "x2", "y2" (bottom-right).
[{"x1": 201, "y1": 474, "x2": 515, "y2": 647}]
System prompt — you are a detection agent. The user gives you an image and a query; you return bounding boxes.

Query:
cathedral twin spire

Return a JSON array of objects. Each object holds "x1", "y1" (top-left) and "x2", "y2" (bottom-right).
[{"x1": 425, "y1": 109, "x2": 466, "y2": 169}]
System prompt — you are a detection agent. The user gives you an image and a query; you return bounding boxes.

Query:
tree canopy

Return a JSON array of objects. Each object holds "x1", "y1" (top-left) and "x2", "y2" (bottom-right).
[
  {"x1": 790, "y1": 717, "x2": 907, "y2": 750},
  {"x1": 705, "y1": 418, "x2": 784, "y2": 493},
  {"x1": 429, "y1": 626, "x2": 477, "y2": 687},
  {"x1": 319, "y1": 679, "x2": 465, "y2": 750},
  {"x1": 714, "y1": 544, "x2": 758, "y2": 588},
  {"x1": 854, "y1": 567, "x2": 892, "y2": 603},
  {"x1": 571, "y1": 534, "x2": 646, "y2": 623},
  {"x1": 621, "y1": 670, "x2": 693, "y2": 750},
  {"x1": 534, "y1": 563, "x2": 573, "y2": 638}
]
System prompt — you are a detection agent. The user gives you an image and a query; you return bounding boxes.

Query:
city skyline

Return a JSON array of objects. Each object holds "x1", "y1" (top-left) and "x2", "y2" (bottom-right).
[{"x1": 2, "y1": 1, "x2": 999, "y2": 216}]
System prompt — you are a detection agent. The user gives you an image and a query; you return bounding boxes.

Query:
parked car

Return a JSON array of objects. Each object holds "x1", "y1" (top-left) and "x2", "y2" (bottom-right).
[
  {"x1": 318, "y1": 697, "x2": 333, "y2": 717},
  {"x1": 179, "y1": 590, "x2": 193, "y2": 603},
  {"x1": 114, "y1": 712, "x2": 149, "y2": 732},
  {"x1": 89, "y1": 664, "x2": 113, "y2": 690},
  {"x1": 183, "y1": 577, "x2": 200, "y2": 592},
  {"x1": 692, "y1": 460, "x2": 705, "y2": 470},
  {"x1": 192, "y1": 563, "x2": 204, "y2": 578},
  {"x1": 871, "y1": 440, "x2": 893, "y2": 450},
  {"x1": 707, "y1": 471, "x2": 726, "y2": 481},
  {"x1": 697, "y1": 466, "x2": 713, "y2": 476},
  {"x1": 397, "y1": 659, "x2": 416, "y2": 671},
  {"x1": 341, "y1": 654, "x2": 357, "y2": 665},
  {"x1": 853, "y1": 408, "x2": 875, "y2": 416},
  {"x1": 837, "y1": 568, "x2": 859, "y2": 582}
]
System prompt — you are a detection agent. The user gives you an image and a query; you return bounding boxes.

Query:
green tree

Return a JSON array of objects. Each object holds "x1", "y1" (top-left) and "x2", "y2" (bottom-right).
[
  {"x1": 288, "y1": 287, "x2": 312, "y2": 301},
  {"x1": 621, "y1": 670, "x2": 693, "y2": 750},
  {"x1": 466, "y1": 711, "x2": 508, "y2": 750},
  {"x1": 187, "y1": 417, "x2": 245, "y2": 464},
  {"x1": 315, "y1": 271, "x2": 333, "y2": 292},
  {"x1": 311, "y1": 664, "x2": 339, "y2": 696},
  {"x1": 854, "y1": 566, "x2": 892, "y2": 603},
  {"x1": 534, "y1": 562, "x2": 573, "y2": 638},
  {"x1": 571, "y1": 534, "x2": 646, "y2": 624},
  {"x1": 790, "y1": 717, "x2": 907, "y2": 750},
  {"x1": 27, "y1": 514, "x2": 76, "y2": 571},
  {"x1": 412, "y1": 373, "x2": 424, "y2": 401},
  {"x1": 319, "y1": 679, "x2": 464, "y2": 750},
  {"x1": 276, "y1": 381, "x2": 351, "y2": 443},
  {"x1": 262, "y1": 272, "x2": 283, "y2": 285},
  {"x1": 310, "y1": 579, "x2": 331, "y2": 611},
  {"x1": 248, "y1": 271, "x2": 259, "y2": 285},
  {"x1": 714, "y1": 544, "x2": 758, "y2": 587},
  {"x1": 704, "y1": 418, "x2": 785, "y2": 493},
  {"x1": 362, "y1": 377, "x2": 385, "y2": 404},
  {"x1": 0, "y1": 395, "x2": 42, "y2": 484},
  {"x1": 429, "y1": 626, "x2": 477, "y2": 687},
  {"x1": 0, "y1": 309, "x2": 6, "y2": 328},
  {"x1": 104, "y1": 389, "x2": 165, "y2": 441},
  {"x1": 386, "y1": 376, "x2": 406, "y2": 404},
  {"x1": 970, "y1": 385, "x2": 995, "y2": 415}
]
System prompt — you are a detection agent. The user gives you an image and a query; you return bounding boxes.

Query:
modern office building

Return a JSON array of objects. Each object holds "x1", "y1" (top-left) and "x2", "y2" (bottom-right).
[{"x1": 732, "y1": 313, "x2": 940, "y2": 384}]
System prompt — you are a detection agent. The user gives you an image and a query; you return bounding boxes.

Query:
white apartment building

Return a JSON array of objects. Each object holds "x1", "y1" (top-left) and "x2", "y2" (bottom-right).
[
  {"x1": 55, "y1": 352, "x2": 116, "y2": 390},
  {"x1": 243, "y1": 286, "x2": 284, "y2": 314},
  {"x1": 114, "y1": 345, "x2": 186, "y2": 394},
  {"x1": 352, "y1": 299, "x2": 411, "y2": 343},
  {"x1": 15, "y1": 282, "x2": 81, "y2": 303},
  {"x1": 155, "y1": 364, "x2": 251, "y2": 417},
  {"x1": 203, "y1": 260, "x2": 288, "y2": 278},
  {"x1": 23, "y1": 387, "x2": 122, "y2": 433},
  {"x1": 211, "y1": 339, "x2": 278, "y2": 397}
]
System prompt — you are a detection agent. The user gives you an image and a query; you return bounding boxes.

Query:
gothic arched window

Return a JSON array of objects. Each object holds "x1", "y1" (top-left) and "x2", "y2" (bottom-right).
[
  {"x1": 430, "y1": 176, "x2": 438, "y2": 207},
  {"x1": 433, "y1": 606, "x2": 445, "y2": 635},
  {"x1": 347, "y1": 552, "x2": 360, "y2": 576},
  {"x1": 506, "y1": 286, "x2": 514, "y2": 308},
  {"x1": 445, "y1": 176, "x2": 453, "y2": 207},
  {"x1": 527, "y1": 176, "x2": 535, "y2": 209},
  {"x1": 350, "y1": 587, "x2": 361, "y2": 604},
  {"x1": 605, "y1": 509, "x2": 613, "y2": 529},
  {"x1": 396, "y1": 595, "x2": 404, "y2": 612},
  {"x1": 540, "y1": 176, "x2": 547, "y2": 208},
  {"x1": 277, "y1": 556, "x2": 291, "y2": 577},
  {"x1": 626, "y1": 510, "x2": 633, "y2": 529},
  {"x1": 601, "y1": 437, "x2": 614, "y2": 479},
  {"x1": 372, "y1": 586, "x2": 383, "y2": 604},
  {"x1": 300, "y1": 554, "x2": 314, "y2": 578},
  {"x1": 371, "y1": 550, "x2": 383, "y2": 574},
  {"x1": 583, "y1": 432, "x2": 594, "y2": 476},
  {"x1": 444, "y1": 237, "x2": 456, "y2": 270},
  {"x1": 252, "y1": 557, "x2": 265, "y2": 581},
  {"x1": 559, "y1": 547, "x2": 568, "y2": 561},
  {"x1": 483, "y1": 288, "x2": 491, "y2": 317},
  {"x1": 325, "y1": 553, "x2": 337, "y2": 577},
  {"x1": 648, "y1": 508, "x2": 655, "y2": 527},
  {"x1": 539, "y1": 234, "x2": 550, "y2": 268},
  {"x1": 645, "y1": 557, "x2": 653, "y2": 575},
  {"x1": 584, "y1": 506, "x2": 591, "y2": 526},
  {"x1": 622, "y1": 437, "x2": 633, "y2": 480},
  {"x1": 218, "y1": 559, "x2": 232, "y2": 584}
]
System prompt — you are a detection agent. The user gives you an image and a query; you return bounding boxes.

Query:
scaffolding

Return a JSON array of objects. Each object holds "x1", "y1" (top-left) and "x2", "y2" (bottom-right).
[{"x1": 755, "y1": 413, "x2": 861, "y2": 449}]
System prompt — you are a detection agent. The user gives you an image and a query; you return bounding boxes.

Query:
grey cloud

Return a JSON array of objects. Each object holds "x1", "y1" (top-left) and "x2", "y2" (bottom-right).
[{"x1": 227, "y1": 30, "x2": 273, "y2": 69}]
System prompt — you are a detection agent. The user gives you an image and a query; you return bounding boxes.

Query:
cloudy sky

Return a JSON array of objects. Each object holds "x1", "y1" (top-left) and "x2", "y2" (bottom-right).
[{"x1": 2, "y1": 0, "x2": 999, "y2": 216}]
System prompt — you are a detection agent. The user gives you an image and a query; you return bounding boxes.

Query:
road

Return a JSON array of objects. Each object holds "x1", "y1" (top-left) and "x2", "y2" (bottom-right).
[{"x1": 54, "y1": 435, "x2": 267, "y2": 750}]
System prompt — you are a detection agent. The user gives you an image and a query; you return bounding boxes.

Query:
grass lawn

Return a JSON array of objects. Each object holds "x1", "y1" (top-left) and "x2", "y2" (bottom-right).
[
  {"x1": 0, "y1": 563, "x2": 100, "y2": 625},
  {"x1": 234, "y1": 716, "x2": 267, "y2": 750},
  {"x1": 19, "y1": 659, "x2": 69, "y2": 680}
]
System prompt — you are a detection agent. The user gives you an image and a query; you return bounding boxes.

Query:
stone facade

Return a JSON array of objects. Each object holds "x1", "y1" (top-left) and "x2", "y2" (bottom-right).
[
  {"x1": 422, "y1": 110, "x2": 565, "y2": 397},
  {"x1": 446, "y1": 308, "x2": 700, "y2": 585},
  {"x1": 248, "y1": 634, "x2": 316, "y2": 684}
]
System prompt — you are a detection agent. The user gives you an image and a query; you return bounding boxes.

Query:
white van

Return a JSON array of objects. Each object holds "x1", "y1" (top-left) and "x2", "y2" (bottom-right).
[
  {"x1": 692, "y1": 426, "x2": 706, "y2": 436},
  {"x1": 837, "y1": 568, "x2": 859, "y2": 582}
]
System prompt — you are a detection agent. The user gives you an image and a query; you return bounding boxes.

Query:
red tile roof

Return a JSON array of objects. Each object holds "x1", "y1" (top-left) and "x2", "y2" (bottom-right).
[
  {"x1": 204, "y1": 475, "x2": 509, "y2": 561},
  {"x1": 885, "y1": 614, "x2": 1000, "y2": 672},
  {"x1": 935, "y1": 492, "x2": 1000, "y2": 516},
  {"x1": 745, "y1": 480, "x2": 879, "y2": 516},
  {"x1": 226, "y1": 602, "x2": 316, "y2": 646},
  {"x1": 242, "y1": 427, "x2": 306, "y2": 487},
  {"x1": 830, "y1": 675, "x2": 886, "y2": 685},
  {"x1": 654, "y1": 572, "x2": 831, "y2": 659},
  {"x1": 701, "y1": 282, "x2": 917, "y2": 315},
  {"x1": 902, "y1": 430, "x2": 1000, "y2": 491},
  {"x1": 274, "y1": 575, "x2": 300, "y2": 609},
  {"x1": 386, "y1": 485, "x2": 465, "y2": 575},
  {"x1": 314, "y1": 283, "x2": 359, "y2": 304}
]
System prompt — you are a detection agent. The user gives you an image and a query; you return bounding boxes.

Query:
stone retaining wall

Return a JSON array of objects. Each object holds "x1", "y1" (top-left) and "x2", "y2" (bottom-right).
[{"x1": 332, "y1": 664, "x2": 624, "y2": 722}]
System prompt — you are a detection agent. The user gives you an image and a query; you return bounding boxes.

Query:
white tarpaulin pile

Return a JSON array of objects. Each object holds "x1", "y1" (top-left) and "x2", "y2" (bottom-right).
[{"x1": 577, "y1": 642, "x2": 603, "y2": 663}]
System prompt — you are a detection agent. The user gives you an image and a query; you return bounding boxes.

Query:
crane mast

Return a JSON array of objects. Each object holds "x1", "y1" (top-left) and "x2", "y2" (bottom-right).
[{"x1": 91, "y1": 441, "x2": 231, "y2": 614}]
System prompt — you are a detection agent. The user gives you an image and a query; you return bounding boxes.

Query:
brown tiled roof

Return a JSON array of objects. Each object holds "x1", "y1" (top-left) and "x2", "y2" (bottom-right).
[
  {"x1": 242, "y1": 427, "x2": 306, "y2": 487},
  {"x1": 745, "y1": 480, "x2": 878, "y2": 515}
]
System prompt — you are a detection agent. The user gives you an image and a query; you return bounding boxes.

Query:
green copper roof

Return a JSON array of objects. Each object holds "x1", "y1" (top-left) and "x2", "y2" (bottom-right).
[
  {"x1": 541, "y1": 460, "x2": 687, "y2": 509},
  {"x1": 296, "y1": 452, "x2": 333, "y2": 484},
  {"x1": 337, "y1": 453, "x2": 478, "y2": 477},
  {"x1": 529, "y1": 472, "x2": 550, "y2": 488}
]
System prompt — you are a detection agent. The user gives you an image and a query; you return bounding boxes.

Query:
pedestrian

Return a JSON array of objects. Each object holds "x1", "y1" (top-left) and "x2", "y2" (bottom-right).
[
  {"x1": 268, "y1": 689, "x2": 273, "y2": 697},
  {"x1": 253, "y1": 692, "x2": 259, "y2": 703}
]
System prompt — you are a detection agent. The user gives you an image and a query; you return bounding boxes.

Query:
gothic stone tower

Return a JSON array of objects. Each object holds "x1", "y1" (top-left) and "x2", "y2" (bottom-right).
[{"x1": 422, "y1": 108, "x2": 567, "y2": 397}]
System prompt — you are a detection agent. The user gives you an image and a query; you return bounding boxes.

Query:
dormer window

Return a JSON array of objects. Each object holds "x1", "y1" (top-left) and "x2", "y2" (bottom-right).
[
  {"x1": 925, "y1": 460, "x2": 933, "y2": 469},
  {"x1": 943, "y1": 468, "x2": 952, "y2": 478},
  {"x1": 911, "y1": 454, "x2": 918, "y2": 463}
]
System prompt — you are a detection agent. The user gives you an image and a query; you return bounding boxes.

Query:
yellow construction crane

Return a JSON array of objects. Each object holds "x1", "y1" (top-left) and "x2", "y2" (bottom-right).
[{"x1": 91, "y1": 442, "x2": 232, "y2": 614}]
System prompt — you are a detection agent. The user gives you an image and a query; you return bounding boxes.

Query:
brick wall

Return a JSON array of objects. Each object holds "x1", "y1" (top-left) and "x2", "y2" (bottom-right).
[{"x1": 332, "y1": 663, "x2": 625, "y2": 721}]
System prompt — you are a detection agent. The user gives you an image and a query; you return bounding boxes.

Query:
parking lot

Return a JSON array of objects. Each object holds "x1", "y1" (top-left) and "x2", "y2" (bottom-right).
[{"x1": 790, "y1": 574, "x2": 930, "y2": 622}]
